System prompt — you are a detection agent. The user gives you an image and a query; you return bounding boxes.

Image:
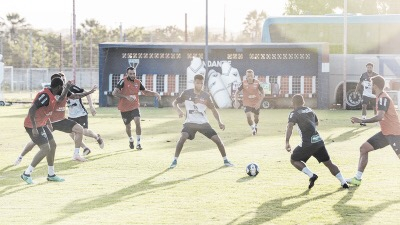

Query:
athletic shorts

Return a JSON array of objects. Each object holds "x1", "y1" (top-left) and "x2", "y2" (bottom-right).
[
  {"x1": 243, "y1": 106, "x2": 260, "y2": 115},
  {"x1": 362, "y1": 95, "x2": 376, "y2": 107},
  {"x1": 121, "y1": 109, "x2": 141, "y2": 125},
  {"x1": 51, "y1": 119, "x2": 77, "y2": 133},
  {"x1": 367, "y1": 131, "x2": 400, "y2": 156},
  {"x1": 69, "y1": 115, "x2": 89, "y2": 129},
  {"x1": 291, "y1": 142, "x2": 330, "y2": 163},
  {"x1": 182, "y1": 123, "x2": 217, "y2": 140},
  {"x1": 25, "y1": 126, "x2": 53, "y2": 146}
]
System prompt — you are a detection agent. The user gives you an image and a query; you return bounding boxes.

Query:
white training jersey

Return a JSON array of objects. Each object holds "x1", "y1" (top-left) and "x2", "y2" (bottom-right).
[
  {"x1": 67, "y1": 85, "x2": 88, "y2": 118},
  {"x1": 360, "y1": 72, "x2": 378, "y2": 98},
  {"x1": 175, "y1": 89, "x2": 215, "y2": 124}
]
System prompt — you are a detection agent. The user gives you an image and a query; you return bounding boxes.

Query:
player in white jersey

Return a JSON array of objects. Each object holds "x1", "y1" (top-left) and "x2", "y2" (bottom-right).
[
  {"x1": 169, "y1": 74, "x2": 234, "y2": 168},
  {"x1": 68, "y1": 84, "x2": 104, "y2": 155},
  {"x1": 356, "y1": 62, "x2": 378, "y2": 126}
]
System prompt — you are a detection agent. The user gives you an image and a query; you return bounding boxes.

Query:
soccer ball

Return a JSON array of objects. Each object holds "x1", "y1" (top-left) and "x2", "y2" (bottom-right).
[{"x1": 246, "y1": 163, "x2": 259, "y2": 176}]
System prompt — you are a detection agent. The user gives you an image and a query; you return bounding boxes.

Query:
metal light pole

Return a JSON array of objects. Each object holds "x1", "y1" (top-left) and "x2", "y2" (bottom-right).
[
  {"x1": 29, "y1": 31, "x2": 32, "y2": 99},
  {"x1": 342, "y1": 0, "x2": 348, "y2": 109},
  {"x1": 205, "y1": 0, "x2": 209, "y2": 89},
  {"x1": 72, "y1": 0, "x2": 77, "y2": 83}
]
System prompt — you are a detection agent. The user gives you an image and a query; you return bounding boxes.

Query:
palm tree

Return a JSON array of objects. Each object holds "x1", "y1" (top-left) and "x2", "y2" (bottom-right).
[
  {"x1": 0, "y1": 13, "x2": 30, "y2": 41},
  {"x1": 243, "y1": 10, "x2": 267, "y2": 42}
]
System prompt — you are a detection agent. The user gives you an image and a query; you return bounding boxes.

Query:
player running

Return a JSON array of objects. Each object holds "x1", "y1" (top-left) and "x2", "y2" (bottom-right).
[
  {"x1": 67, "y1": 84, "x2": 104, "y2": 156},
  {"x1": 285, "y1": 94, "x2": 349, "y2": 189},
  {"x1": 14, "y1": 73, "x2": 98, "y2": 165},
  {"x1": 20, "y1": 77, "x2": 69, "y2": 184},
  {"x1": 348, "y1": 75, "x2": 400, "y2": 186},
  {"x1": 234, "y1": 69, "x2": 265, "y2": 135},
  {"x1": 112, "y1": 66, "x2": 161, "y2": 150}
]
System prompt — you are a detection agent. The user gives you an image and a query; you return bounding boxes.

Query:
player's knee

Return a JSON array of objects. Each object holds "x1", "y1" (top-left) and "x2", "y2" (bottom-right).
[
  {"x1": 73, "y1": 124, "x2": 84, "y2": 134},
  {"x1": 359, "y1": 143, "x2": 373, "y2": 154}
]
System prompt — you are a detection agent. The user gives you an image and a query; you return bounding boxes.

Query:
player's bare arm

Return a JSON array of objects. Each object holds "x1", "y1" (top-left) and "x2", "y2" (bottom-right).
[
  {"x1": 172, "y1": 99, "x2": 184, "y2": 118},
  {"x1": 28, "y1": 105, "x2": 39, "y2": 136},
  {"x1": 69, "y1": 85, "x2": 97, "y2": 99},
  {"x1": 234, "y1": 84, "x2": 242, "y2": 108},
  {"x1": 256, "y1": 88, "x2": 265, "y2": 110},
  {"x1": 112, "y1": 88, "x2": 134, "y2": 101},
  {"x1": 142, "y1": 90, "x2": 161, "y2": 102},
  {"x1": 57, "y1": 81, "x2": 72, "y2": 102},
  {"x1": 355, "y1": 81, "x2": 362, "y2": 92},
  {"x1": 285, "y1": 122, "x2": 294, "y2": 152},
  {"x1": 86, "y1": 94, "x2": 97, "y2": 116},
  {"x1": 351, "y1": 110, "x2": 385, "y2": 124},
  {"x1": 210, "y1": 107, "x2": 225, "y2": 130}
]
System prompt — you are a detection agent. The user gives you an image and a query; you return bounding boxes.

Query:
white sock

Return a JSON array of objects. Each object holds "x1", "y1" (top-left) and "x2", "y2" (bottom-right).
[
  {"x1": 24, "y1": 165, "x2": 34, "y2": 175},
  {"x1": 48, "y1": 166, "x2": 55, "y2": 176},
  {"x1": 362, "y1": 115, "x2": 366, "y2": 120},
  {"x1": 301, "y1": 167, "x2": 314, "y2": 178},
  {"x1": 174, "y1": 157, "x2": 178, "y2": 160},
  {"x1": 223, "y1": 156, "x2": 227, "y2": 160},
  {"x1": 129, "y1": 136, "x2": 134, "y2": 142},
  {"x1": 18, "y1": 155, "x2": 23, "y2": 159},
  {"x1": 255, "y1": 123, "x2": 258, "y2": 128},
  {"x1": 74, "y1": 148, "x2": 80, "y2": 155},
  {"x1": 137, "y1": 135, "x2": 141, "y2": 144},
  {"x1": 335, "y1": 172, "x2": 346, "y2": 185},
  {"x1": 355, "y1": 171, "x2": 363, "y2": 180}
]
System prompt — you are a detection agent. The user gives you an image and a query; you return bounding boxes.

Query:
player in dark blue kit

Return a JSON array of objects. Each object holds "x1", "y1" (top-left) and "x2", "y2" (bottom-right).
[{"x1": 285, "y1": 94, "x2": 349, "y2": 189}]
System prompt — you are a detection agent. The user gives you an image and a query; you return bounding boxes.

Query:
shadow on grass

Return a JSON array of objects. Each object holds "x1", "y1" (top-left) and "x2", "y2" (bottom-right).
[
  {"x1": 226, "y1": 188, "x2": 341, "y2": 225},
  {"x1": 332, "y1": 187, "x2": 400, "y2": 225},
  {"x1": 43, "y1": 166, "x2": 224, "y2": 225},
  {"x1": 0, "y1": 149, "x2": 131, "y2": 197},
  {"x1": 324, "y1": 126, "x2": 374, "y2": 145},
  {"x1": 236, "y1": 176, "x2": 257, "y2": 183}
]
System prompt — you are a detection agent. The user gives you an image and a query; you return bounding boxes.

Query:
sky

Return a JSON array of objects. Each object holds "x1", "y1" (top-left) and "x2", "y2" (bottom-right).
[{"x1": 0, "y1": 0, "x2": 287, "y2": 33}]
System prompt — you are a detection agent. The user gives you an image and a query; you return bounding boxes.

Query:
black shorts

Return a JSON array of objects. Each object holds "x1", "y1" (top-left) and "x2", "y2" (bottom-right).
[
  {"x1": 69, "y1": 115, "x2": 89, "y2": 129},
  {"x1": 51, "y1": 119, "x2": 78, "y2": 133},
  {"x1": 291, "y1": 142, "x2": 330, "y2": 163},
  {"x1": 25, "y1": 126, "x2": 53, "y2": 146},
  {"x1": 367, "y1": 131, "x2": 400, "y2": 155},
  {"x1": 121, "y1": 109, "x2": 141, "y2": 125},
  {"x1": 362, "y1": 95, "x2": 376, "y2": 107},
  {"x1": 182, "y1": 123, "x2": 218, "y2": 140},
  {"x1": 243, "y1": 106, "x2": 260, "y2": 115}
]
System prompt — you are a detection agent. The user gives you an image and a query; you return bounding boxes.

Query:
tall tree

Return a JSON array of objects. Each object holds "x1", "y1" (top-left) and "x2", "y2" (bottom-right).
[
  {"x1": 285, "y1": 0, "x2": 400, "y2": 15},
  {"x1": 242, "y1": 10, "x2": 267, "y2": 42},
  {"x1": 0, "y1": 13, "x2": 30, "y2": 41}
]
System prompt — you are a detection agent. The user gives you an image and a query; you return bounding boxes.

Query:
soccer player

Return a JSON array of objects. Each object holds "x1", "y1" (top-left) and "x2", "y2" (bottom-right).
[
  {"x1": 356, "y1": 62, "x2": 378, "y2": 126},
  {"x1": 169, "y1": 74, "x2": 234, "y2": 169},
  {"x1": 234, "y1": 69, "x2": 265, "y2": 135},
  {"x1": 285, "y1": 94, "x2": 349, "y2": 189},
  {"x1": 112, "y1": 66, "x2": 161, "y2": 150},
  {"x1": 14, "y1": 73, "x2": 98, "y2": 165},
  {"x1": 67, "y1": 84, "x2": 104, "y2": 156},
  {"x1": 348, "y1": 75, "x2": 400, "y2": 186},
  {"x1": 20, "y1": 77, "x2": 69, "y2": 184}
]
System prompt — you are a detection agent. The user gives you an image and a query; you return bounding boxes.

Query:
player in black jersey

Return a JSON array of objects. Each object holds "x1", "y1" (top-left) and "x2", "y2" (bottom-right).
[{"x1": 285, "y1": 94, "x2": 349, "y2": 189}]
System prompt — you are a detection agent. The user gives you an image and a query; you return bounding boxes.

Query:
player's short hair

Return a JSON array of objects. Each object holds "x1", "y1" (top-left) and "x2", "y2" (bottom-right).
[
  {"x1": 366, "y1": 62, "x2": 374, "y2": 67},
  {"x1": 194, "y1": 74, "x2": 204, "y2": 81},
  {"x1": 51, "y1": 72, "x2": 65, "y2": 80},
  {"x1": 126, "y1": 66, "x2": 135, "y2": 72},
  {"x1": 371, "y1": 75, "x2": 385, "y2": 90},
  {"x1": 246, "y1": 69, "x2": 254, "y2": 74},
  {"x1": 292, "y1": 94, "x2": 304, "y2": 106},
  {"x1": 51, "y1": 77, "x2": 64, "y2": 88}
]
